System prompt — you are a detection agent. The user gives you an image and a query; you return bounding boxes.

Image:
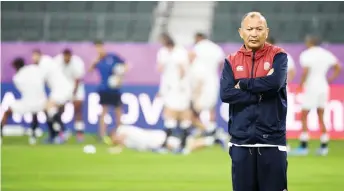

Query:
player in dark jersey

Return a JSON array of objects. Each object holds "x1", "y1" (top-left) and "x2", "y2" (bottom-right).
[{"x1": 89, "y1": 40, "x2": 128, "y2": 143}]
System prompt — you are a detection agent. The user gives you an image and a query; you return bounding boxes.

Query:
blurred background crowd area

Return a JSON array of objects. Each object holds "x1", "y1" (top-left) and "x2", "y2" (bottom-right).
[{"x1": 2, "y1": 1, "x2": 344, "y2": 44}]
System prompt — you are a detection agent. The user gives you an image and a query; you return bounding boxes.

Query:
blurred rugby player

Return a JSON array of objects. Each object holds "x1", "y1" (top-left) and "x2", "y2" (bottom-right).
[
  {"x1": 289, "y1": 35, "x2": 341, "y2": 156},
  {"x1": 1, "y1": 58, "x2": 46, "y2": 145},
  {"x1": 156, "y1": 33, "x2": 192, "y2": 154},
  {"x1": 34, "y1": 49, "x2": 74, "y2": 143},
  {"x1": 54, "y1": 49, "x2": 86, "y2": 142},
  {"x1": 189, "y1": 32, "x2": 225, "y2": 142},
  {"x1": 89, "y1": 40, "x2": 128, "y2": 143}
]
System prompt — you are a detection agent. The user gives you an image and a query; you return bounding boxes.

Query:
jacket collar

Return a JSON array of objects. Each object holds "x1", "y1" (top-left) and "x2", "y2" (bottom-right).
[{"x1": 239, "y1": 42, "x2": 272, "y2": 60}]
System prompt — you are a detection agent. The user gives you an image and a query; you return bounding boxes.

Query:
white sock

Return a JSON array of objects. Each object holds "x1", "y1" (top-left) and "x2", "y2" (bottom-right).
[
  {"x1": 164, "y1": 119, "x2": 177, "y2": 129},
  {"x1": 320, "y1": 133, "x2": 329, "y2": 143},
  {"x1": 53, "y1": 122, "x2": 61, "y2": 131},
  {"x1": 75, "y1": 121, "x2": 85, "y2": 131},
  {"x1": 47, "y1": 107, "x2": 58, "y2": 118},
  {"x1": 299, "y1": 132, "x2": 309, "y2": 142},
  {"x1": 206, "y1": 122, "x2": 217, "y2": 133},
  {"x1": 204, "y1": 136, "x2": 215, "y2": 146},
  {"x1": 180, "y1": 120, "x2": 192, "y2": 130}
]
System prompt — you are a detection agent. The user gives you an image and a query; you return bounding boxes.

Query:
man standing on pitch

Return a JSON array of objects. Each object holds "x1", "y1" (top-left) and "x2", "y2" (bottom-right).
[{"x1": 220, "y1": 12, "x2": 288, "y2": 191}]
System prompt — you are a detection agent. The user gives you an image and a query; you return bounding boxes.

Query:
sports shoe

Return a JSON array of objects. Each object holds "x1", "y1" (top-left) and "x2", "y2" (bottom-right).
[
  {"x1": 316, "y1": 147, "x2": 329, "y2": 156},
  {"x1": 153, "y1": 147, "x2": 168, "y2": 154},
  {"x1": 103, "y1": 136, "x2": 112, "y2": 145},
  {"x1": 76, "y1": 132, "x2": 84, "y2": 143},
  {"x1": 53, "y1": 136, "x2": 64, "y2": 144},
  {"x1": 172, "y1": 147, "x2": 190, "y2": 155},
  {"x1": 108, "y1": 146, "x2": 123, "y2": 154},
  {"x1": 288, "y1": 147, "x2": 309, "y2": 156},
  {"x1": 29, "y1": 137, "x2": 37, "y2": 145}
]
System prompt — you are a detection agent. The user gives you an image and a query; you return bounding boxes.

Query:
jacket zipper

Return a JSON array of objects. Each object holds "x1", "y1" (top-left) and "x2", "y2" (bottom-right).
[
  {"x1": 251, "y1": 51, "x2": 255, "y2": 78},
  {"x1": 252, "y1": 51, "x2": 258, "y2": 142}
]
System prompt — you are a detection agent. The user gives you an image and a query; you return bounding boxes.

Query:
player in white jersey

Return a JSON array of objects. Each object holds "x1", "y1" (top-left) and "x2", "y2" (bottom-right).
[
  {"x1": 188, "y1": 33, "x2": 225, "y2": 136},
  {"x1": 33, "y1": 50, "x2": 74, "y2": 143},
  {"x1": 156, "y1": 33, "x2": 192, "y2": 154},
  {"x1": 54, "y1": 49, "x2": 86, "y2": 142},
  {"x1": 267, "y1": 37, "x2": 296, "y2": 83},
  {"x1": 290, "y1": 35, "x2": 341, "y2": 156},
  {"x1": 1, "y1": 58, "x2": 47, "y2": 144}
]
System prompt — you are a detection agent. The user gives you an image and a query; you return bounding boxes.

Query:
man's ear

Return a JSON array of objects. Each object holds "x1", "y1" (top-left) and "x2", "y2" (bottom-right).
[
  {"x1": 265, "y1": 28, "x2": 269, "y2": 39},
  {"x1": 238, "y1": 28, "x2": 243, "y2": 39}
]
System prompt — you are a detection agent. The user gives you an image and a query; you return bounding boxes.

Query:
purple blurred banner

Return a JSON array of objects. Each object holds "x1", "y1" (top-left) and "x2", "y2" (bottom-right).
[{"x1": 1, "y1": 42, "x2": 344, "y2": 84}]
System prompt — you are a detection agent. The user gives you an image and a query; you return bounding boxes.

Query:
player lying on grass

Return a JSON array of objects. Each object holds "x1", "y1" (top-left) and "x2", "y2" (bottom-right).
[{"x1": 106, "y1": 125, "x2": 229, "y2": 154}]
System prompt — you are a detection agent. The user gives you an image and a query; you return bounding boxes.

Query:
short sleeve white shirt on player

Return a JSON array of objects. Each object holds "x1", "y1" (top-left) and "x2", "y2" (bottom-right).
[
  {"x1": 299, "y1": 46, "x2": 338, "y2": 109},
  {"x1": 157, "y1": 45, "x2": 189, "y2": 83},
  {"x1": 54, "y1": 54, "x2": 86, "y2": 100},
  {"x1": 287, "y1": 53, "x2": 295, "y2": 72},
  {"x1": 300, "y1": 46, "x2": 338, "y2": 92},
  {"x1": 157, "y1": 45, "x2": 191, "y2": 111},
  {"x1": 11, "y1": 65, "x2": 47, "y2": 114},
  {"x1": 191, "y1": 39, "x2": 225, "y2": 79},
  {"x1": 38, "y1": 55, "x2": 73, "y2": 104},
  {"x1": 190, "y1": 39, "x2": 225, "y2": 111}
]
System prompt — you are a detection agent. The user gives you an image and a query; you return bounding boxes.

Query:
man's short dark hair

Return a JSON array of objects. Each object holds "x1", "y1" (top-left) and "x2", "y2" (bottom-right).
[
  {"x1": 305, "y1": 34, "x2": 322, "y2": 46},
  {"x1": 12, "y1": 57, "x2": 25, "y2": 70},
  {"x1": 63, "y1": 48, "x2": 72, "y2": 55},
  {"x1": 93, "y1": 40, "x2": 104, "y2": 45},
  {"x1": 160, "y1": 32, "x2": 175, "y2": 46},
  {"x1": 267, "y1": 37, "x2": 275, "y2": 44},
  {"x1": 195, "y1": 32, "x2": 207, "y2": 39}
]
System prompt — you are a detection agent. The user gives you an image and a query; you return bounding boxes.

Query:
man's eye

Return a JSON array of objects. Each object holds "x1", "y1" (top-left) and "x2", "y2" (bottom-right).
[{"x1": 247, "y1": 28, "x2": 253, "y2": 31}]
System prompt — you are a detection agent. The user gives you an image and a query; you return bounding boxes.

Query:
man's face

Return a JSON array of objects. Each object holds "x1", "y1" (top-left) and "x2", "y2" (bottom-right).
[
  {"x1": 32, "y1": 52, "x2": 41, "y2": 64},
  {"x1": 63, "y1": 54, "x2": 71, "y2": 64},
  {"x1": 159, "y1": 36, "x2": 167, "y2": 46},
  {"x1": 194, "y1": 36, "x2": 202, "y2": 44},
  {"x1": 239, "y1": 15, "x2": 269, "y2": 50},
  {"x1": 95, "y1": 44, "x2": 105, "y2": 55},
  {"x1": 304, "y1": 36, "x2": 313, "y2": 48}
]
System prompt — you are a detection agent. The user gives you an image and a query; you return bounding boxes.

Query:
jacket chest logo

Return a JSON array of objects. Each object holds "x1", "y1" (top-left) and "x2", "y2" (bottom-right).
[
  {"x1": 264, "y1": 62, "x2": 270, "y2": 71},
  {"x1": 236, "y1": 65, "x2": 244, "y2": 71}
]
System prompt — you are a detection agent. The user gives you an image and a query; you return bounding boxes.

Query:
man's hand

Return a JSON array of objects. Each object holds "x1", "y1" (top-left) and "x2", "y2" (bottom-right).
[
  {"x1": 234, "y1": 81, "x2": 240, "y2": 89},
  {"x1": 235, "y1": 68, "x2": 273, "y2": 90}
]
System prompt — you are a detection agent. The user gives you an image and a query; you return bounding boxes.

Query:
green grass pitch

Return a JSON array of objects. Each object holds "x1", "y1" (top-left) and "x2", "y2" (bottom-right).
[{"x1": 2, "y1": 136, "x2": 344, "y2": 191}]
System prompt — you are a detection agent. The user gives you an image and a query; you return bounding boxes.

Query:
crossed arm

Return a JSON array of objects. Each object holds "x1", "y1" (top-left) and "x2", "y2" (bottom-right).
[
  {"x1": 237, "y1": 53, "x2": 288, "y2": 94},
  {"x1": 220, "y1": 59, "x2": 260, "y2": 104}
]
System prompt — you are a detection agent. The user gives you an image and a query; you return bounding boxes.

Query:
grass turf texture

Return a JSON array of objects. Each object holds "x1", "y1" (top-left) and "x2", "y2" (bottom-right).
[{"x1": 2, "y1": 136, "x2": 344, "y2": 191}]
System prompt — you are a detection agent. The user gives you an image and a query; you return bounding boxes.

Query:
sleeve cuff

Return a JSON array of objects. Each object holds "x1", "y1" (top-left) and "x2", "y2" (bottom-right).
[{"x1": 239, "y1": 79, "x2": 248, "y2": 90}]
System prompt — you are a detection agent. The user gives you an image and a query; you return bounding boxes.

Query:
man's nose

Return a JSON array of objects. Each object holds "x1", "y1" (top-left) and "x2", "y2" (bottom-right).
[{"x1": 250, "y1": 29, "x2": 258, "y2": 37}]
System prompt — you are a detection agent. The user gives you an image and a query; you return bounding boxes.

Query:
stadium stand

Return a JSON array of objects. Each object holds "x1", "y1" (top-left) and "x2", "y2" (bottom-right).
[
  {"x1": 2, "y1": 1, "x2": 344, "y2": 43},
  {"x1": 211, "y1": 1, "x2": 344, "y2": 43},
  {"x1": 1, "y1": 1, "x2": 157, "y2": 42}
]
